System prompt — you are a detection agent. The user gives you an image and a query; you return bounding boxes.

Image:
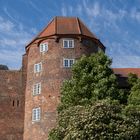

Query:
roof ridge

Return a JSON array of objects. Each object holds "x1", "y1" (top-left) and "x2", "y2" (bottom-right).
[
  {"x1": 25, "y1": 17, "x2": 55, "y2": 48},
  {"x1": 37, "y1": 17, "x2": 55, "y2": 37},
  {"x1": 55, "y1": 17, "x2": 57, "y2": 34},
  {"x1": 79, "y1": 18, "x2": 98, "y2": 39},
  {"x1": 76, "y1": 17, "x2": 82, "y2": 35}
]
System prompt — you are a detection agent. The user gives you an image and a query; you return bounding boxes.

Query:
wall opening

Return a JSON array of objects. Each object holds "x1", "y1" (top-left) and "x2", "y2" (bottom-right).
[
  {"x1": 17, "y1": 100, "x2": 19, "y2": 107},
  {"x1": 13, "y1": 100, "x2": 14, "y2": 107}
]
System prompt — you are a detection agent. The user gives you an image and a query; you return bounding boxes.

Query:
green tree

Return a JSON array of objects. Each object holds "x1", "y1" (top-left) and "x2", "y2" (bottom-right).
[
  {"x1": 49, "y1": 53, "x2": 140, "y2": 140},
  {"x1": 128, "y1": 74, "x2": 140, "y2": 105},
  {"x1": 49, "y1": 100, "x2": 139, "y2": 140},
  {"x1": 0, "y1": 64, "x2": 9, "y2": 70},
  {"x1": 128, "y1": 73, "x2": 138, "y2": 87},
  {"x1": 59, "y1": 52, "x2": 121, "y2": 111},
  {"x1": 123, "y1": 73, "x2": 140, "y2": 139},
  {"x1": 118, "y1": 73, "x2": 138, "y2": 105}
]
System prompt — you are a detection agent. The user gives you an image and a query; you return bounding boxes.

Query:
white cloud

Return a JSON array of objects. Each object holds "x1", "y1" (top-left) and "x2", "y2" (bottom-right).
[
  {"x1": 61, "y1": 6, "x2": 67, "y2": 16},
  {"x1": 130, "y1": 8, "x2": 140, "y2": 22},
  {"x1": 59, "y1": 1, "x2": 140, "y2": 68},
  {"x1": 77, "y1": 5, "x2": 82, "y2": 15},
  {"x1": 83, "y1": 0, "x2": 100, "y2": 17},
  {"x1": 112, "y1": 55, "x2": 140, "y2": 68},
  {"x1": 0, "y1": 16, "x2": 36, "y2": 69},
  {"x1": 106, "y1": 38, "x2": 140, "y2": 68},
  {"x1": 0, "y1": 16, "x2": 14, "y2": 32},
  {"x1": 68, "y1": 6, "x2": 73, "y2": 15},
  {"x1": 0, "y1": 38, "x2": 17, "y2": 46},
  {"x1": 28, "y1": 1, "x2": 44, "y2": 15},
  {"x1": 0, "y1": 49, "x2": 23, "y2": 69},
  {"x1": 0, "y1": 0, "x2": 140, "y2": 69},
  {"x1": 3, "y1": 7, "x2": 20, "y2": 24}
]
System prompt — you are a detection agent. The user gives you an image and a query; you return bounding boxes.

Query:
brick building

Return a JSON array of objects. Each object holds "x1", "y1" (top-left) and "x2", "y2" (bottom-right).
[{"x1": 0, "y1": 17, "x2": 139, "y2": 140}]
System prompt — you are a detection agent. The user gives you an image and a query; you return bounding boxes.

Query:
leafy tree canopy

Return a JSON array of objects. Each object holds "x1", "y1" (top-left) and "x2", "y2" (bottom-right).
[
  {"x1": 0, "y1": 64, "x2": 9, "y2": 70},
  {"x1": 128, "y1": 74, "x2": 140, "y2": 105},
  {"x1": 128, "y1": 73, "x2": 138, "y2": 87},
  {"x1": 49, "y1": 52, "x2": 140, "y2": 140},
  {"x1": 59, "y1": 52, "x2": 121, "y2": 111},
  {"x1": 49, "y1": 100, "x2": 139, "y2": 140}
]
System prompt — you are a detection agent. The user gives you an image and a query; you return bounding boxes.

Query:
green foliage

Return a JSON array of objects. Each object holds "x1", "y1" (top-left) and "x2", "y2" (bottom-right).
[
  {"x1": 49, "y1": 100, "x2": 139, "y2": 140},
  {"x1": 128, "y1": 78, "x2": 140, "y2": 105},
  {"x1": 0, "y1": 64, "x2": 9, "y2": 70},
  {"x1": 128, "y1": 73, "x2": 138, "y2": 86},
  {"x1": 49, "y1": 52, "x2": 140, "y2": 140},
  {"x1": 59, "y1": 52, "x2": 121, "y2": 111},
  {"x1": 123, "y1": 74, "x2": 140, "y2": 139}
]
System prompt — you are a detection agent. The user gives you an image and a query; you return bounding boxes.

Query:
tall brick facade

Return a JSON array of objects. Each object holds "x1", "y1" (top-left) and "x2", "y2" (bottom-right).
[
  {"x1": 23, "y1": 17, "x2": 105, "y2": 140},
  {"x1": 1, "y1": 16, "x2": 138, "y2": 140}
]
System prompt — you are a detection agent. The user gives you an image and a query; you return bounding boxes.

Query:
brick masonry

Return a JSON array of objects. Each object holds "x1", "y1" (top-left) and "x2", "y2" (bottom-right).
[
  {"x1": 23, "y1": 37, "x2": 99, "y2": 140},
  {"x1": 0, "y1": 70, "x2": 24, "y2": 140},
  {"x1": 1, "y1": 16, "x2": 140, "y2": 140}
]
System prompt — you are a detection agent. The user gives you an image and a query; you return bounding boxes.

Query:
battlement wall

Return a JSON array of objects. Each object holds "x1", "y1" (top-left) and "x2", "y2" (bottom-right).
[{"x1": 0, "y1": 70, "x2": 25, "y2": 140}]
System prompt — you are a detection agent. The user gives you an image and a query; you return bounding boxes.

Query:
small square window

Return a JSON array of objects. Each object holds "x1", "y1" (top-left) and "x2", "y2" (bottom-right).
[
  {"x1": 32, "y1": 107, "x2": 41, "y2": 121},
  {"x1": 63, "y1": 39, "x2": 74, "y2": 48},
  {"x1": 63, "y1": 58, "x2": 75, "y2": 68},
  {"x1": 40, "y1": 42, "x2": 48, "y2": 52}
]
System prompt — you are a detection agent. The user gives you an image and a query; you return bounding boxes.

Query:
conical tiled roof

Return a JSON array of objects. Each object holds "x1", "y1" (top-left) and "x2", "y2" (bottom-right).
[
  {"x1": 38, "y1": 17, "x2": 98, "y2": 39},
  {"x1": 26, "y1": 16, "x2": 101, "y2": 48}
]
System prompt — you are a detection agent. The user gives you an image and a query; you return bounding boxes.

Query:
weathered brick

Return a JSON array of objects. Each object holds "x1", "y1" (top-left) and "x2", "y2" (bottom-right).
[
  {"x1": 0, "y1": 70, "x2": 25, "y2": 140},
  {"x1": 0, "y1": 17, "x2": 104, "y2": 140},
  {"x1": 23, "y1": 37, "x2": 99, "y2": 140}
]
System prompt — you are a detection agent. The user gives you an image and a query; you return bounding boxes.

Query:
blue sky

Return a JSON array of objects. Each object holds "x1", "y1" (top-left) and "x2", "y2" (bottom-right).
[{"x1": 0, "y1": 0, "x2": 140, "y2": 69}]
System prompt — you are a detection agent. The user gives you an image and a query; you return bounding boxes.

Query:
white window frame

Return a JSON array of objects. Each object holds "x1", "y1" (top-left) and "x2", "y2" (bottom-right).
[
  {"x1": 34, "y1": 62, "x2": 42, "y2": 73},
  {"x1": 39, "y1": 42, "x2": 48, "y2": 52},
  {"x1": 63, "y1": 58, "x2": 75, "y2": 68},
  {"x1": 33, "y1": 83, "x2": 41, "y2": 96},
  {"x1": 32, "y1": 107, "x2": 41, "y2": 122},
  {"x1": 63, "y1": 39, "x2": 74, "y2": 48}
]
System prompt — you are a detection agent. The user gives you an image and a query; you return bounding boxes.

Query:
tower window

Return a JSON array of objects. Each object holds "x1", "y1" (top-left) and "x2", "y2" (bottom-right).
[
  {"x1": 63, "y1": 39, "x2": 74, "y2": 48},
  {"x1": 63, "y1": 58, "x2": 75, "y2": 68},
  {"x1": 32, "y1": 107, "x2": 41, "y2": 121},
  {"x1": 40, "y1": 42, "x2": 48, "y2": 52},
  {"x1": 33, "y1": 83, "x2": 41, "y2": 95},
  {"x1": 34, "y1": 62, "x2": 42, "y2": 73}
]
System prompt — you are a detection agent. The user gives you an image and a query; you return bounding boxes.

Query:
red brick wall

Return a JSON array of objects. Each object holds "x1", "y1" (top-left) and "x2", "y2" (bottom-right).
[
  {"x1": 23, "y1": 37, "x2": 99, "y2": 140},
  {"x1": 0, "y1": 70, "x2": 24, "y2": 140}
]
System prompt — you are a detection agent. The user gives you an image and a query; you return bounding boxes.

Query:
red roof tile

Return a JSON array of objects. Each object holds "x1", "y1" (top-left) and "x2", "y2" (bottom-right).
[
  {"x1": 39, "y1": 17, "x2": 98, "y2": 39},
  {"x1": 26, "y1": 16, "x2": 99, "y2": 48},
  {"x1": 113, "y1": 68, "x2": 140, "y2": 77}
]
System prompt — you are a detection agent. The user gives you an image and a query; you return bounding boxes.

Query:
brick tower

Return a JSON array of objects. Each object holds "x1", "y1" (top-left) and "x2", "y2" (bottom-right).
[{"x1": 23, "y1": 17, "x2": 105, "y2": 140}]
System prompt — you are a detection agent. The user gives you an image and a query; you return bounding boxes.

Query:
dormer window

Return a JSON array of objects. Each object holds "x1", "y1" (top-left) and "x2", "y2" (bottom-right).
[
  {"x1": 40, "y1": 42, "x2": 48, "y2": 52},
  {"x1": 63, "y1": 39, "x2": 74, "y2": 48}
]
